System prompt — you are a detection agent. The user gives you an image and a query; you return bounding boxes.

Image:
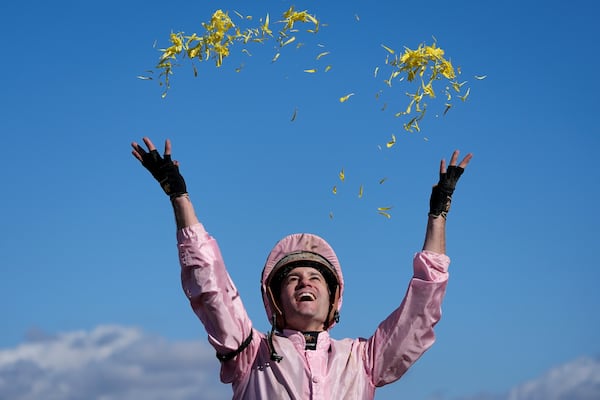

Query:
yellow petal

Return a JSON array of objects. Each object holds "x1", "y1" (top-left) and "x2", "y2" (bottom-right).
[
  {"x1": 381, "y1": 44, "x2": 395, "y2": 54},
  {"x1": 378, "y1": 211, "x2": 391, "y2": 219},
  {"x1": 386, "y1": 134, "x2": 396, "y2": 148},
  {"x1": 282, "y1": 36, "x2": 296, "y2": 47},
  {"x1": 339, "y1": 93, "x2": 354, "y2": 103},
  {"x1": 272, "y1": 53, "x2": 280, "y2": 63},
  {"x1": 332, "y1": 185, "x2": 337, "y2": 194},
  {"x1": 358, "y1": 184, "x2": 364, "y2": 198},
  {"x1": 304, "y1": 68, "x2": 317, "y2": 73},
  {"x1": 316, "y1": 51, "x2": 330, "y2": 60},
  {"x1": 339, "y1": 169, "x2": 345, "y2": 182},
  {"x1": 324, "y1": 65, "x2": 332, "y2": 72},
  {"x1": 458, "y1": 87, "x2": 471, "y2": 101}
]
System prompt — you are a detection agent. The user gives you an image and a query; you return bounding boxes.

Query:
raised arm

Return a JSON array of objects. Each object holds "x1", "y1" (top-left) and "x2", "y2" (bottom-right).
[
  {"x1": 131, "y1": 137, "x2": 199, "y2": 229},
  {"x1": 422, "y1": 150, "x2": 473, "y2": 254}
]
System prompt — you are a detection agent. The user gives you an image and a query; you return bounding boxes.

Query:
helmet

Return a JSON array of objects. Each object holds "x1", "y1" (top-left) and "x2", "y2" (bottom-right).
[{"x1": 261, "y1": 233, "x2": 344, "y2": 331}]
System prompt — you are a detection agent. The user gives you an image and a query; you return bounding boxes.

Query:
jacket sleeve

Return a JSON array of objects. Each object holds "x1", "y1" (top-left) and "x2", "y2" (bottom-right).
[
  {"x1": 177, "y1": 223, "x2": 256, "y2": 382},
  {"x1": 364, "y1": 250, "x2": 450, "y2": 386}
]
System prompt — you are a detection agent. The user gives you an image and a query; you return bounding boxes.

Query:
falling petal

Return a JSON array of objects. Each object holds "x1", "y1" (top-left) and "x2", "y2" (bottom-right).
[
  {"x1": 378, "y1": 211, "x2": 392, "y2": 219},
  {"x1": 386, "y1": 134, "x2": 396, "y2": 148},
  {"x1": 332, "y1": 185, "x2": 337, "y2": 194},
  {"x1": 458, "y1": 87, "x2": 471, "y2": 101},
  {"x1": 339, "y1": 169, "x2": 345, "y2": 182},
  {"x1": 324, "y1": 65, "x2": 332, "y2": 72},
  {"x1": 316, "y1": 51, "x2": 330, "y2": 60},
  {"x1": 282, "y1": 36, "x2": 296, "y2": 47},
  {"x1": 374, "y1": 66, "x2": 379, "y2": 77},
  {"x1": 339, "y1": 93, "x2": 354, "y2": 103},
  {"x1": 304, "y1": 68, "x2": 317, "y2": 73},
  {"x1": 474, "y1": 75, "x2": 487, "y2": 80},
  {"x1": 443, "y1": 103, "x2": 452, "y2": 115},
  {"x1": 358, "y1": 184, "x2": 364, "y2": 198},
  {"x1": 272, "y1": 53, "x2": 280, "y2": 63},
  {"x1": 381, "y1": 44, "x2": 395, "y2": 54}
]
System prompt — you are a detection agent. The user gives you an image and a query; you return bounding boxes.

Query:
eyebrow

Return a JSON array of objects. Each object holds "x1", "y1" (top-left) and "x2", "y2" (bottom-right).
[{"x1": 286, "y1": 270, "x2": 323, "y2": 278}]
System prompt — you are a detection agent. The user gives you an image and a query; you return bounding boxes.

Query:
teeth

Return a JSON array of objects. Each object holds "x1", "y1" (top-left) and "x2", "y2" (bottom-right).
[{"x1": 298, "y1": 292, "x2": 316, "y2": 300}]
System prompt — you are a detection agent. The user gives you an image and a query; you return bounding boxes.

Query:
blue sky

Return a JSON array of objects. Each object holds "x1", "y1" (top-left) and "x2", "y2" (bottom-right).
[{"x1": 1, "y1": 0, "x2": 599, "y2": 399}]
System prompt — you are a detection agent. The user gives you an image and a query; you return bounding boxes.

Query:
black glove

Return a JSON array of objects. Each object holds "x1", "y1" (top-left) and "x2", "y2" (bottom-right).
[
  {"x1": 429, "y1": 165, "x2": 464, "y2": 219},
  {"x1": 141, "y1": 149, "x2": 187, "y2": 199}
]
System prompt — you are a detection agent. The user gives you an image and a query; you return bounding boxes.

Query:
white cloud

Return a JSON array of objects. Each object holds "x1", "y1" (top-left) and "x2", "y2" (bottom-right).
[
  {"x1": 2, "y1": 326, "x2": 599, "y2": 400},
  {"x1": 507, "y1": 356, "x2": 600, "y2": 400},
  {"x1": 0, "y1": 325, "x2": 230, "y2": 400},
  {"x1": 453, "y1": 356, "x2": 600, "y2": 400}
]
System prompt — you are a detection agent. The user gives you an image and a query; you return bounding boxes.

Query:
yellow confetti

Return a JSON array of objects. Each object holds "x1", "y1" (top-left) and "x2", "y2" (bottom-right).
[
  {"x1": 386, "y1": 134, "x2": 396, "y2": 148},
  {"x1": 282, "y1": 36, "x2": 296, "y2": 47},
  {"x1": 339, "y1": 93, "x2": 354, "y2": 103},
  {"x1": 316, "y1": 51, "x2": 330, "y2": 60},
  {"x1": 332, "y1": 185, "x2": 337, "y2": 194},
  {"x1": 304, "y1": 68, "x2": 317, "y2": 73},
  {"x1": 339, "y1": 169, "x2": 345, "y2": 182},
  {"x1": 358, "y1": 184, "x2": 364, "y2": 198},
  {"x1": 150, "y1": 7, "x2": 322, "y2": 96},
  {"x1": 377, "y1": 207, "x2": 393, "y2": 219},
  {"x1": 271, "y1": 52, "x2": 280, "y2": 63},
  {"x1": 381, "y1": 44, "x2": 395, "y2": 54},
  {"x1": 458, "y1": 87, "x2": 471, "y2": 101},
  {"x1": 443, "y1": 103, "x2": 452, "y2": 115},
  {"x1": 324, "y1": 65, "x2": 332, "y2": 72}
]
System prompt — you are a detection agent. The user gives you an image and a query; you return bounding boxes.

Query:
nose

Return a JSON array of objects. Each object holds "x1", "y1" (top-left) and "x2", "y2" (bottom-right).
[{"x1": 296, "y1": 275, "x2": 312, "y2": 288}]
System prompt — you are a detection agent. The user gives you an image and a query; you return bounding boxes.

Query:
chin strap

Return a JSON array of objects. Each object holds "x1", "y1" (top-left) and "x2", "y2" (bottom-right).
[{"x1": 267, "y1": 314, "x2": 283, "y2": 363}]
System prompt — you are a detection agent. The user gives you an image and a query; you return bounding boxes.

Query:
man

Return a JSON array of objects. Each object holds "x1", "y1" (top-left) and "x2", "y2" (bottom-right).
[{"x1": 131, "y1": 137, "x2": 472, "y2": 399}]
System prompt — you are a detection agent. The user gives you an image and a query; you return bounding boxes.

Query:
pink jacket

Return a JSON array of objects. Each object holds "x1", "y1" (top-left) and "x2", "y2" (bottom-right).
[{"x1": 178, "y1": 223, "x2": 450, "y2": 400}]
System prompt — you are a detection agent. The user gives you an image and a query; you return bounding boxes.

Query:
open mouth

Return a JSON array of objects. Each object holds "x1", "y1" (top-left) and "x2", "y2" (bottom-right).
[{"x1": 297, "y1": 292, "x2": 316, "y2": 302}]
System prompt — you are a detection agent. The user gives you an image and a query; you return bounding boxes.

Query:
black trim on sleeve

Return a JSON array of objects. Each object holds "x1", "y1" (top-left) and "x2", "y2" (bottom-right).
[{"x1": 216, "y1": 330, "x2": 254, "y2": 362}]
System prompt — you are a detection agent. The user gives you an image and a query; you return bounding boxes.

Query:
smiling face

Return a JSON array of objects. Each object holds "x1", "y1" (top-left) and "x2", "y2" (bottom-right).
[{"x1": 278, "y1": 266, "x2": 331, "y2": 332}]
